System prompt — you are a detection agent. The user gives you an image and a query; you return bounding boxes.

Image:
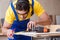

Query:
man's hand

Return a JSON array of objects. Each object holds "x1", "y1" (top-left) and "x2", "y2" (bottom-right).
[
  {"x1": 27, "y1": 21, "x2": 37, "y2": 31},
  {"x1": 7, "y1": 29, "x2": 14, "y2": 38}
]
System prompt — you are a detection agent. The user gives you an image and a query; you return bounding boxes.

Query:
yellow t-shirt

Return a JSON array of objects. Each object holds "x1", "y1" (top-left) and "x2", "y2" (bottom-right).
[{"x1": 5, "y1": 0, "x2": 45, "y2": 24}]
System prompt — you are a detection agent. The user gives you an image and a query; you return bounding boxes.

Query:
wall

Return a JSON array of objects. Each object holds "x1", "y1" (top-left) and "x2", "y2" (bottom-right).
[
  {"x1": 38, "y1": 0, "x2": 60, "y2": 15},
  {"x1": 56, "y1": 16, "x2": 60, "y2": 25},
  {"x1": 0, "y1": 0, "x2": 10, "y2": 19}
]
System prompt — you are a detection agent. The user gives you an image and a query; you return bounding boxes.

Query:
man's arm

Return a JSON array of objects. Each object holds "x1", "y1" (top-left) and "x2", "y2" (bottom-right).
[
  {"x1": 36, "y1": 12, "x2": 51, "y2": 25},
  {"x1": 2, "y1": 21, "x2": 12, "y2": 35},
  {"x1": 27, "y1": 12, "x2": 51, "y2": 30}
]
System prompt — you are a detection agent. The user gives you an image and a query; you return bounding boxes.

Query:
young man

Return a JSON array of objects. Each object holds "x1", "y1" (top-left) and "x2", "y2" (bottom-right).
[{"x1": 2, "y1": 0, "x2": 51, "y2": 40}]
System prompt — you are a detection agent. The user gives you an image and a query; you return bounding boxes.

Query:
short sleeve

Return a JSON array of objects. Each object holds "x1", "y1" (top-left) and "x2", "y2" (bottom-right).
[
  {"x1": 5, "y1": 5, "x2": 15, "y2": 24},
  {"x1": 34, "y1": 0, "x2": 45, "y2": 17}
]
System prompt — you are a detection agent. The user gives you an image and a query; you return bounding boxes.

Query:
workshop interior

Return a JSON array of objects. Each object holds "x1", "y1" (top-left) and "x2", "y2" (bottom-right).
[{"x1": 0, "y1": 0, "x2": 60, "y2": 40}]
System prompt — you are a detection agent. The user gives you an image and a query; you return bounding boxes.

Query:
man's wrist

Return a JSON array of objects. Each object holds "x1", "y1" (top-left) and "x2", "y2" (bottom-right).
[{"x1": 34, "y1": 20, "x2": 38, "y2": 25}]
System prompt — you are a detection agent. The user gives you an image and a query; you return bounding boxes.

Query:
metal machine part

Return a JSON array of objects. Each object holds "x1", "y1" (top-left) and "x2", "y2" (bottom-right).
[
  {"x1": 56, "y1": 29, "x2": 60, "y2": 32},
  {"x1": 28, "y1": 26, "x2": 50, "y2": 33}
]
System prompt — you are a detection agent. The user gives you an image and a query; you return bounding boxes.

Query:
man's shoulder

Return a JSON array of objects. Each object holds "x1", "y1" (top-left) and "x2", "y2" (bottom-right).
[{"x1": 13, "y1": 0, "x2": 17, "y2": 5}]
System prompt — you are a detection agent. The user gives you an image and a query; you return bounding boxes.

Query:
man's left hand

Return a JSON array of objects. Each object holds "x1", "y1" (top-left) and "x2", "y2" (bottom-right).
[{"x1": 27, "y1": 21, "x2": 37, "y2": 31}]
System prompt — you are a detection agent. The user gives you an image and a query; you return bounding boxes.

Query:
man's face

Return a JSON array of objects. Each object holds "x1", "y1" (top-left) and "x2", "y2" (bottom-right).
[{"x1": 16, "y1": 10, "x2": 28, "y2": 19}]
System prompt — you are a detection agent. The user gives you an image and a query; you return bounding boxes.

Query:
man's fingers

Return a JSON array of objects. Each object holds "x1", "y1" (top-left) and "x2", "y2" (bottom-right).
[
  {"x1": 27, "y1": 22, "x2": 31, "y2": 29},
  {"x1": 27, "y1": 21, "x2": 35, "y2": 29},
  {"x1": 27, "y1": 21, "x2": 37, "y2": 31},
  {"x1": 7, "y1": 29, "x2": 14, "y2": 38}
]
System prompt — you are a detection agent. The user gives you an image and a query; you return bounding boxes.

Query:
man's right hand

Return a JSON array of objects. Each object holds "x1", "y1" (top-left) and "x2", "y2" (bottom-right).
[{"x1": 7, "y1": 29, "x2": 14, "y2": 38}]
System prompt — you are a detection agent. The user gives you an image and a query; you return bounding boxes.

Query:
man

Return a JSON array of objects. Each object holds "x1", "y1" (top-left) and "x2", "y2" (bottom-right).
[{"x1": 2, "y1": 0, "x2": 51, "y2": 40}]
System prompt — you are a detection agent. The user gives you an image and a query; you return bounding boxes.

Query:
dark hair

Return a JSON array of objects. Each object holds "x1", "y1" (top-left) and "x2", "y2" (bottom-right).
[{"x1": 16, "y1": 0, "x2": 30, "y2": 12}]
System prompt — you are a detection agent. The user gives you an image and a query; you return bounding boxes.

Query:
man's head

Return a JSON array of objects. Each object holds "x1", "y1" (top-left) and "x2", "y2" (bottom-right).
[{"x1": 16, "y1": 0, "x2": 30, "y2": 15}]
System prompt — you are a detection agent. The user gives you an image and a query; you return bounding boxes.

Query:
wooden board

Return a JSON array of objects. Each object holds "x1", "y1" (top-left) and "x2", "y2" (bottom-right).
[
  {"x1": 14, "y1": 32, "x2": 60, "y2": 38},
  {"x1": 14, "y1": 32, "x2": 37, "y2": 37},
  {"x1": 44, "y1": 25, "x2": 60, "y2": 32}
]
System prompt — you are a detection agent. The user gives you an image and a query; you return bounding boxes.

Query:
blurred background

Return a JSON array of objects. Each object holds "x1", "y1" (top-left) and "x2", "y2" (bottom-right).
[
  {"x1": 0, "y1": 0, "x2": 60, "y2": 24},
  {"x1": 0, "y1": 0, "x2": 60, "y2": 40}
]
